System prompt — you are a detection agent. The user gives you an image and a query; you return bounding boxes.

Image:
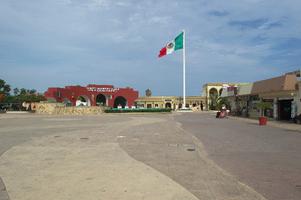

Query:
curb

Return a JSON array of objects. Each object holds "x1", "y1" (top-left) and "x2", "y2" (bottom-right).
[{"x1": 228, "y1": 116, "x2": 301, "y2": 133}]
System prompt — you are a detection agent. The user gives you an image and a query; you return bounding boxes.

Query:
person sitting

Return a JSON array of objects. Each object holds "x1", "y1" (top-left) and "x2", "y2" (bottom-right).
[{"x1": 217, "y1": 105, "x2": 227, "y2": 118}]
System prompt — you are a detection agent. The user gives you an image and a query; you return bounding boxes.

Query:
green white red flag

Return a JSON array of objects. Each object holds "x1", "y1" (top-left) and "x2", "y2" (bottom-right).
[{"x1": 158, "y1": 32, "x2": 184, "y2": 58}]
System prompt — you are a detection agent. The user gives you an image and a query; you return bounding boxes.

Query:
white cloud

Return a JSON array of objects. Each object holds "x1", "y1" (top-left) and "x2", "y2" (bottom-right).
[{"x1": 148, "y1": 16, "x2": 171, "y2": 24}]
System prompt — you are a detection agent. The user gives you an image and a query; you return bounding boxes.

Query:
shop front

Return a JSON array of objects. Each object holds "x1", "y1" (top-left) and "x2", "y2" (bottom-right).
[{"x1": 252, "y1": 74, "x2": 298, "y2": 120}]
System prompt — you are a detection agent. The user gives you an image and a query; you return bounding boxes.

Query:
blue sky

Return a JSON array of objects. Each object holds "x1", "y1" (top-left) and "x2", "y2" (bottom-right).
[{"x1": 1, "y1": 0, "x2": 301, "y2": 96}]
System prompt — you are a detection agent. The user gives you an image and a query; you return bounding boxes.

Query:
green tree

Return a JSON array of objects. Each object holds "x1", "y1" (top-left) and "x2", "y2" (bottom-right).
[
  {"x1": 3, "y1": 93, "x2": 46, "y2": 104},
  {"x1": 20, "y1": 88, "x2": 27, "y2": 95},
  {"x1": 29, "y1": 89, "x2": 36, "y2": 94},
  {"x1": 0, "y1": 80, "x2": 45, "y2": 109},
  {"x1": 0, "y1": 79, "x2": 11, "y2": 96},
  {"x1": 13, "y1": 88, "x2": 20, "y2": 96}
]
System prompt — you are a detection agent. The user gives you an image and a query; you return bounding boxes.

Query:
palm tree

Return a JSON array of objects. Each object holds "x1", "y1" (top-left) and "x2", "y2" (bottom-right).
[{"x1": 216, "y1": 96, "x2": 230, "y2": 110}]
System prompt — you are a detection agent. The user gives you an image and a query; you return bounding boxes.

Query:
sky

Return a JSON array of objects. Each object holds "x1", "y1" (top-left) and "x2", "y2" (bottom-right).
[{"x1": 1, "y1": 0, "x2": 301, "y2": 96}]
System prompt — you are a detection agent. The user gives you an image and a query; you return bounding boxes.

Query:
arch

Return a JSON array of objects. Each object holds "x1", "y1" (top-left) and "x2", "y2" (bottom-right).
[
  {"x1": 114, "y1": 96, "x2": 127, "y2": 108},
  {"x1": 219, "y1": 88, "x2": 223, "y2": 96},
  {"x1": 178, "y1": 103, "x2": 182, "y2": 109},
  {"x1": 209, "y1": 88, "x2": 218, "y2": 96},
  {"x1": 209, "y1": 88, "x2": 218, "y2": 110},
  {"x1": 96, "y1": 94, "x2": 106, "y2": 106},
  {"x1": 76, "y1": 95, "x2": 91, "y2": 106},
  {"x1": 165, "y1": 102, "x2": 172, "y2": 109}
]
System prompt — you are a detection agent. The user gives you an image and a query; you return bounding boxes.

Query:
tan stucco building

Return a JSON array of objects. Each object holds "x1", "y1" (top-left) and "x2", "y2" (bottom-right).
[
  {"x1": 251, "y1": 73, "x2": 299, "y2": 120},
  {"x1": 220, "y1": 71, "x2": 301, "y2": 120},
  {"x1": 135, "y1": 96, "x2": 206, "y2": 110}
]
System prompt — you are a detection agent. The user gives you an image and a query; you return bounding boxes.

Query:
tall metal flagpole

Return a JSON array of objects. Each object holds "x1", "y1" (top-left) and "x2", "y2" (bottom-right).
[{"x1": 182, "y1": 29, "x2": 186, "y2": 109}]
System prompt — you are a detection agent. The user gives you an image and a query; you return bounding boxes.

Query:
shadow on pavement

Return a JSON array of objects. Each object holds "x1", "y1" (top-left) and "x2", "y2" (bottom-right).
[{"x1": 0, "y1": 177, "x2": 10, "y2": 200}]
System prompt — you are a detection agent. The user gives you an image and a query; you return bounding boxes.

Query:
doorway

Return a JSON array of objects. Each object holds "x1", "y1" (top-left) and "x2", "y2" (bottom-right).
[{"x1": 278, "y1": 99, "x2": 292, "y2": 120}]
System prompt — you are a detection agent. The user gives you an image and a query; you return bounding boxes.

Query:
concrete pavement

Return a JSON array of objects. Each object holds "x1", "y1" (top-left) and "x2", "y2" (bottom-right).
[
  {"x1": 0, "y1": 115, "x2": 200, "y2": 200},
  {"x1": 0, "y1": 112, "x2": 291, "y2": 199},
  {"x1": 175, "y1": 112, "x2": 301, "y2": 200}
]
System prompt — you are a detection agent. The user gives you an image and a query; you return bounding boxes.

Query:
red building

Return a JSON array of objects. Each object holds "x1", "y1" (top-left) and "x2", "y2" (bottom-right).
[{"x1": 44, "y1": 84, "x2": 139, "y2": 108}]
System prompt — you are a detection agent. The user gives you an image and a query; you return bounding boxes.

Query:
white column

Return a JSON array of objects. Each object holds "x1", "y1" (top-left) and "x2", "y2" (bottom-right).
[{"x1": 182, "y1": 30, "x2": 186, "y2": 109}]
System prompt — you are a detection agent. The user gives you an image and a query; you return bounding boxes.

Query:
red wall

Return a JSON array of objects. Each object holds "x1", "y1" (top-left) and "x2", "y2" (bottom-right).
[{"x1": 44, "y1": 84, "x2": 139, "y2": 108}]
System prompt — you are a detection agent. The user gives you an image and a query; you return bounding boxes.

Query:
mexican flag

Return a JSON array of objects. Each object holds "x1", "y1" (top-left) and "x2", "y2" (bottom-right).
[{"x1": 158, "y1": 32, "x2": 183, "y2": 58}]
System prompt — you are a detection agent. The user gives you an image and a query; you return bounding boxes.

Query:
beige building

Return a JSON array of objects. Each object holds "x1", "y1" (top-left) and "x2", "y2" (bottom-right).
[
  {"x1": 251, "y1": 73, "x2": 299, "y2": 120},
  {"x1": 135, "y1": 96, "x2": 206, "y2": 110},
  {"x1": 219, "y1": 71, "x2": 301, "y2": 120}
]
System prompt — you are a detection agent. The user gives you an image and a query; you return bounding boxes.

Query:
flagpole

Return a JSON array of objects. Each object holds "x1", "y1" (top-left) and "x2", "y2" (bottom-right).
[{"x1": 182, "y1": 29, "x2": 186, "y2": 109}]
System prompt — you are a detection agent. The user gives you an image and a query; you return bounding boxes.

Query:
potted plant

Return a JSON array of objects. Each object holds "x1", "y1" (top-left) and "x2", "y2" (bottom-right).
[{"x1": 256, "y1": 100, "x2": 273, "y2": 125}]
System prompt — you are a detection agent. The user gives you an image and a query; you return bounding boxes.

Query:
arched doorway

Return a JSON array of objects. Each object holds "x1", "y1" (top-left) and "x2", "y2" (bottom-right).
[
  {"x1": 76, "y1": 96, "x2": 91, "y2": 106},
  {"x1": 178, "y1": 103, "x2": 182, "y2": 109},
  {"x1": 209, "y1": 88, "x2": 218, "y2": 110},
  {"x1": 114, "y1": 96, "x2": 127, "y2": 108},
  {"x1": 96, "y1": 94, "x2": 106, "y2": 106},
  {"x1": 165, "y1": 102, "x2": 172, "y2": 109}
]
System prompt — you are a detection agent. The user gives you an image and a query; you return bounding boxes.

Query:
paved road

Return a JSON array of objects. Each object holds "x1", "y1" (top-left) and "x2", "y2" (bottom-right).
[
  {"x1": 175, "y1": 112, "x2": 301, "y2": 200},
  {"x1": 0, "y1": 112, "x2": 300, "y2": 200}
]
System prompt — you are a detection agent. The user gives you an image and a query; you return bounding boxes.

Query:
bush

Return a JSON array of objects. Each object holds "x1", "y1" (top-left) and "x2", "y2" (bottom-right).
[
  {"x1": 3, "y1": 94, "x2": 46, "y2": 104},
  {"x1": 104, "y1": 108, "x2": 172, "y2": 113}
]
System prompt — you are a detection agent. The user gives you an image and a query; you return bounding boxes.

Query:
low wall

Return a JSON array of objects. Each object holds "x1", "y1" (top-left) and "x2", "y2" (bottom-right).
[{"x1": 34, "y1": 102, "x2": 103, "y2": 115}]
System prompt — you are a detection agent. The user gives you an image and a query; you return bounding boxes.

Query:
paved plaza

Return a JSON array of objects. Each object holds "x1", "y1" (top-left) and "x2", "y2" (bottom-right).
[{"x1": 0, "y1": 112, "x2": 300, "y2": 200}]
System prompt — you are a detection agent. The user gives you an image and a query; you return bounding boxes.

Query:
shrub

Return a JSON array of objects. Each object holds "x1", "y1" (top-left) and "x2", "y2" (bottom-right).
[{"x1": 104, "y1": 108, "x2": 172, "y2": 113}]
